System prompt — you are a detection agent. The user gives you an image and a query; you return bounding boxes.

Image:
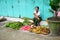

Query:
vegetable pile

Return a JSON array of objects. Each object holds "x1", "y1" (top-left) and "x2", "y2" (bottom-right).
[
  {"x1": 5, "y1": 17, "x2": 32, "y2": 30},
  {"x1": 23, "y1": 17, "x2": 32, "y2": 25},
  {"x1": 6, "y1": 22, "x2": 24, "y2": 30}
]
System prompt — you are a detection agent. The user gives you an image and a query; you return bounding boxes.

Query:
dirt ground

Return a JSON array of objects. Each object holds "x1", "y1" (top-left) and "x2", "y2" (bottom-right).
[{"x1": 0, "y1": 21, "x2": 60, "y2": 40}]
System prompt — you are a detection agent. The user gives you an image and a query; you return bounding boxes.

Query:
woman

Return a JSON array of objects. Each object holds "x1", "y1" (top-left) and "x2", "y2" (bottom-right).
[{"x1": 33, "y1": 6, "x2": 42, "y2": 26}]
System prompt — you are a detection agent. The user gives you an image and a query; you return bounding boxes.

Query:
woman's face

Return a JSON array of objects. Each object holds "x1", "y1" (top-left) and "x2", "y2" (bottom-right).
[{"x1": 36, "y1": 8, "x2": 38, "y2": 12}]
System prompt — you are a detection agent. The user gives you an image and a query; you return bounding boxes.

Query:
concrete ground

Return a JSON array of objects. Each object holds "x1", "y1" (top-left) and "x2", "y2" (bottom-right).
[{"x1": 0, "y1": 21, "x2": 60, "y2": 40}]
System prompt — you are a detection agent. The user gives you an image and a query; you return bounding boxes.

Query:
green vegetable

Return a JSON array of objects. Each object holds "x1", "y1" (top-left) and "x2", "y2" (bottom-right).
[
  {"x1": 23, "y1": 17, "x2": 32, "y2": 25},
  {"x1": 6, "y1": 22, "x2": 24, "y2": 30},
  {"x1": 6, "y1": 17, "x2": 32, "y2": 30},
  {"x1": 6, "y1": 22, "x2": 12, "y2": 27}
]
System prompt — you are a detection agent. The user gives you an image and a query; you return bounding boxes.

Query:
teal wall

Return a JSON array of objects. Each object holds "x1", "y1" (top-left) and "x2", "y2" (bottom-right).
[{"x1": 0, "y1": 0, "x2": 53, "y2": 20}]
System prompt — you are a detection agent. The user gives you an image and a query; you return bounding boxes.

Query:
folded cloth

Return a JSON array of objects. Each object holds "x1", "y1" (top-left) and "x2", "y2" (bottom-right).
[{"x1": 20, "y1": 25, "x2": 31, "y2": 31}]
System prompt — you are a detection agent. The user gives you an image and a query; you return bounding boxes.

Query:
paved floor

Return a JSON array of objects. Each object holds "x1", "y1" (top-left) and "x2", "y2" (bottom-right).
[{"x1": 0, "y1": 21, "x2": 60, "y2": 40}]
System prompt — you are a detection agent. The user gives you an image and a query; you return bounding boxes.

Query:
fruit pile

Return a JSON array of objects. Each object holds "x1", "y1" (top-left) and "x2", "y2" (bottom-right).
[{"x1": 29, "y1": 26, "x2": 50, "y2": 35}]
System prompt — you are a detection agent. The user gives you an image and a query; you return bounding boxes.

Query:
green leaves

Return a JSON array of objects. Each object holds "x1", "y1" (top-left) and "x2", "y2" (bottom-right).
[
  {"x1": 6, "y1": 22, "x2": 24, "y2": 30},
  {"x1": 23, "y1": 17, "x2": 31, "y2": 25},
  {"x1": 50, "y1": 0, "x2": 60, "y2": 10}
]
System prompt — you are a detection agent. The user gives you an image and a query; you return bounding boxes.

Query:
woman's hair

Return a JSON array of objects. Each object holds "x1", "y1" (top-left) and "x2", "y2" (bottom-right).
[{"x1": 35, "y1": 6, "x2": 39, "y2": 10}]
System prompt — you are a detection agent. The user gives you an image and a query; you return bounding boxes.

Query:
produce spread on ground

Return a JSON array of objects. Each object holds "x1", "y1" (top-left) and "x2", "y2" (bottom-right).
[
  {"x1": 29, "y1": 26, "x2": 50, "y2": 35},
  {"x1": 5, "y1": 17, "x2": 50, "y2": 35}
]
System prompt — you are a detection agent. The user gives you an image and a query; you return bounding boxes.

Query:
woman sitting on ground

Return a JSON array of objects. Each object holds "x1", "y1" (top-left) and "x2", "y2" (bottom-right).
[{"x1": 33, "y1": 6, "x2": 42, "y2": 26}]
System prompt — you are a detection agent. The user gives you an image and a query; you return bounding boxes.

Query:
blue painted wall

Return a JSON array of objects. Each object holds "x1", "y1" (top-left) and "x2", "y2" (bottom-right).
[{"x1": 0, "y1": 0, "x2": 53, "y2": 20}]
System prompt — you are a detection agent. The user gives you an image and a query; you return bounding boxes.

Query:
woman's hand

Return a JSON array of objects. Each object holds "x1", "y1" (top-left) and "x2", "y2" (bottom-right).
[
  {"x1": 34, "y1": 16, "x2": 39, "y2": 20},
  {"x1": 34, "y1": 13, "x2": 39, "y2": 20}
]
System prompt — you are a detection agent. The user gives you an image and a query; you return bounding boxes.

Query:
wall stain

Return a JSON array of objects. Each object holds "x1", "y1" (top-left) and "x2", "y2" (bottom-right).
[
  {"x1": 5, "y1": 1, "x2": 7, "y2": 4},
  {"x1": 18, "y1": 0, "x2": 20, "y2": 3},
  {"x1": 12, "y1": 5, "x2": 14, "y2": 8}
]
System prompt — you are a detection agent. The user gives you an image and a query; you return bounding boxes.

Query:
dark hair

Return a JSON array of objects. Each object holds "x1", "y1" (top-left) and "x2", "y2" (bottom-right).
[{"x1": 35, "y1": 6, "x2": 39, "y2": 10}]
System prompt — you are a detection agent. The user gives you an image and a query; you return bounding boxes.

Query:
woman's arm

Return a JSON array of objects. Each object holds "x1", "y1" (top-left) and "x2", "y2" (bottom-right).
[{"x1": 34, "y1": 13, "x2": 39, "y2": 19}]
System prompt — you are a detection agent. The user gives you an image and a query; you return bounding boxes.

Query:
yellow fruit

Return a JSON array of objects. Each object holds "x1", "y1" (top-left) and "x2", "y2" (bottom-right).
[
  {"x1": 41, "y1": 32, "x2": 48, "y2": 35},
  {"x1": 29, "y1": 25, "x2": 50, "y2": 35},
  {"x1": 42, "y1": 28, "x2": 50, "y2": 33},
  {"x1": 45, "y1": 28, "x2": 50, "y2": 33},
  {"x1": 36, "y1": 26, "x2": 41, "y2": 30},
  {"x1": 32, "y1": 29, "x2": 37, "y2": 33},
  {"x1": 35, "y1": 30, "x2": 41, "y2": 34}
]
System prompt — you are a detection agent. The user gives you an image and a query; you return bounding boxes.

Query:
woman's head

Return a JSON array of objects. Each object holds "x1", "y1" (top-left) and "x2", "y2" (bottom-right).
[{"x1": 35, "y1": 6, "x2": 39, "y2": 12}]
